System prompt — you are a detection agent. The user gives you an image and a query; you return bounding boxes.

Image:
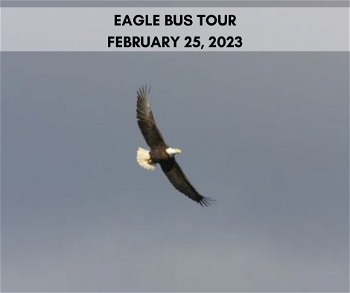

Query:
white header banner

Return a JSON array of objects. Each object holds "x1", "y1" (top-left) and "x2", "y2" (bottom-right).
[{"x1": 1, "y1": 7, "x2": 349, "y2": 51}]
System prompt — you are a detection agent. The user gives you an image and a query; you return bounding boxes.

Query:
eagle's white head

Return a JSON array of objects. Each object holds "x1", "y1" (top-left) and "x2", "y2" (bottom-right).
[{"x1": 166, "y1": 147, "x2": 182, "y2": 157}]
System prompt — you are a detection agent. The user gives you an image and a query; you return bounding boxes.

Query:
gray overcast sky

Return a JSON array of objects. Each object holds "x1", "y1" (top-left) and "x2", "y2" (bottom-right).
[{"x1": 1, "y1": 52, "x2": 349, "y2": 292}]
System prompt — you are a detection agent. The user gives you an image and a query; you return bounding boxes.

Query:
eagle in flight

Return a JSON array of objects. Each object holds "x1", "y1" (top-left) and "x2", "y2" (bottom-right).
[{"x1": 136, "y1": 86, "x2": 213, "y2": 206}]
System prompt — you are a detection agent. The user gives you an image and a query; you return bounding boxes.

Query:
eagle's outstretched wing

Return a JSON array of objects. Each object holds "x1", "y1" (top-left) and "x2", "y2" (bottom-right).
[
  {"x1": 136, "y1": 86, "x2": 167, "y2": 148},
  {"x1": 160, "y1": 158, "x2": 213, "y2": 206}
]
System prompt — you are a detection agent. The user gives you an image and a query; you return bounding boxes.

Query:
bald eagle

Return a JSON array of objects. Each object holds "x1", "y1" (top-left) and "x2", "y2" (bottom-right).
[{"x1": 136, "y1": 86, "x2": 213, "y2": 206}]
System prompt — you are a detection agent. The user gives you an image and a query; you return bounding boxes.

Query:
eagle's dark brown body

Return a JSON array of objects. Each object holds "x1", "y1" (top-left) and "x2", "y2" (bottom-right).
[{"x1": 149, "y1": 148, "x2": 170, "y2": 163}]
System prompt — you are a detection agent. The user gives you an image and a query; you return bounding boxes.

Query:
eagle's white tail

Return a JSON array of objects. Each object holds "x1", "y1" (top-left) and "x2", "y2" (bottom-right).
[{"x1": 136, "y1": 147, "x2": 156, "y2": 171}]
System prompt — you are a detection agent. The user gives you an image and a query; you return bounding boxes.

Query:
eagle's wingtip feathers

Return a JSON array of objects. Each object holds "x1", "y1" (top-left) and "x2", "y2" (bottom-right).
[
  {"x1": 137, "y1": 85, "x2": 151, "y2": 97},
  {"x1": 199, "y1": 197, "x2": 216, "y2": 207}
]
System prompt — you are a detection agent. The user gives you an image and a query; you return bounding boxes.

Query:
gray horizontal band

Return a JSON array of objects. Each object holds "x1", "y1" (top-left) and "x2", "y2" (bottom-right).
[{"x1": 1, "y1": 1, "x2": 349, "y2": 8}]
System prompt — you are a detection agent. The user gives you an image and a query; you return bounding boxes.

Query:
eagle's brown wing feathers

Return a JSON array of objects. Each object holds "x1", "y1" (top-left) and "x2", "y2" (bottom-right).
[
  {"x1": 160, "y1": 158, "x2": 213, "y2": 207},
  {"x1": 136, "y1": 86, "x2": 167, "y2": 148}
]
